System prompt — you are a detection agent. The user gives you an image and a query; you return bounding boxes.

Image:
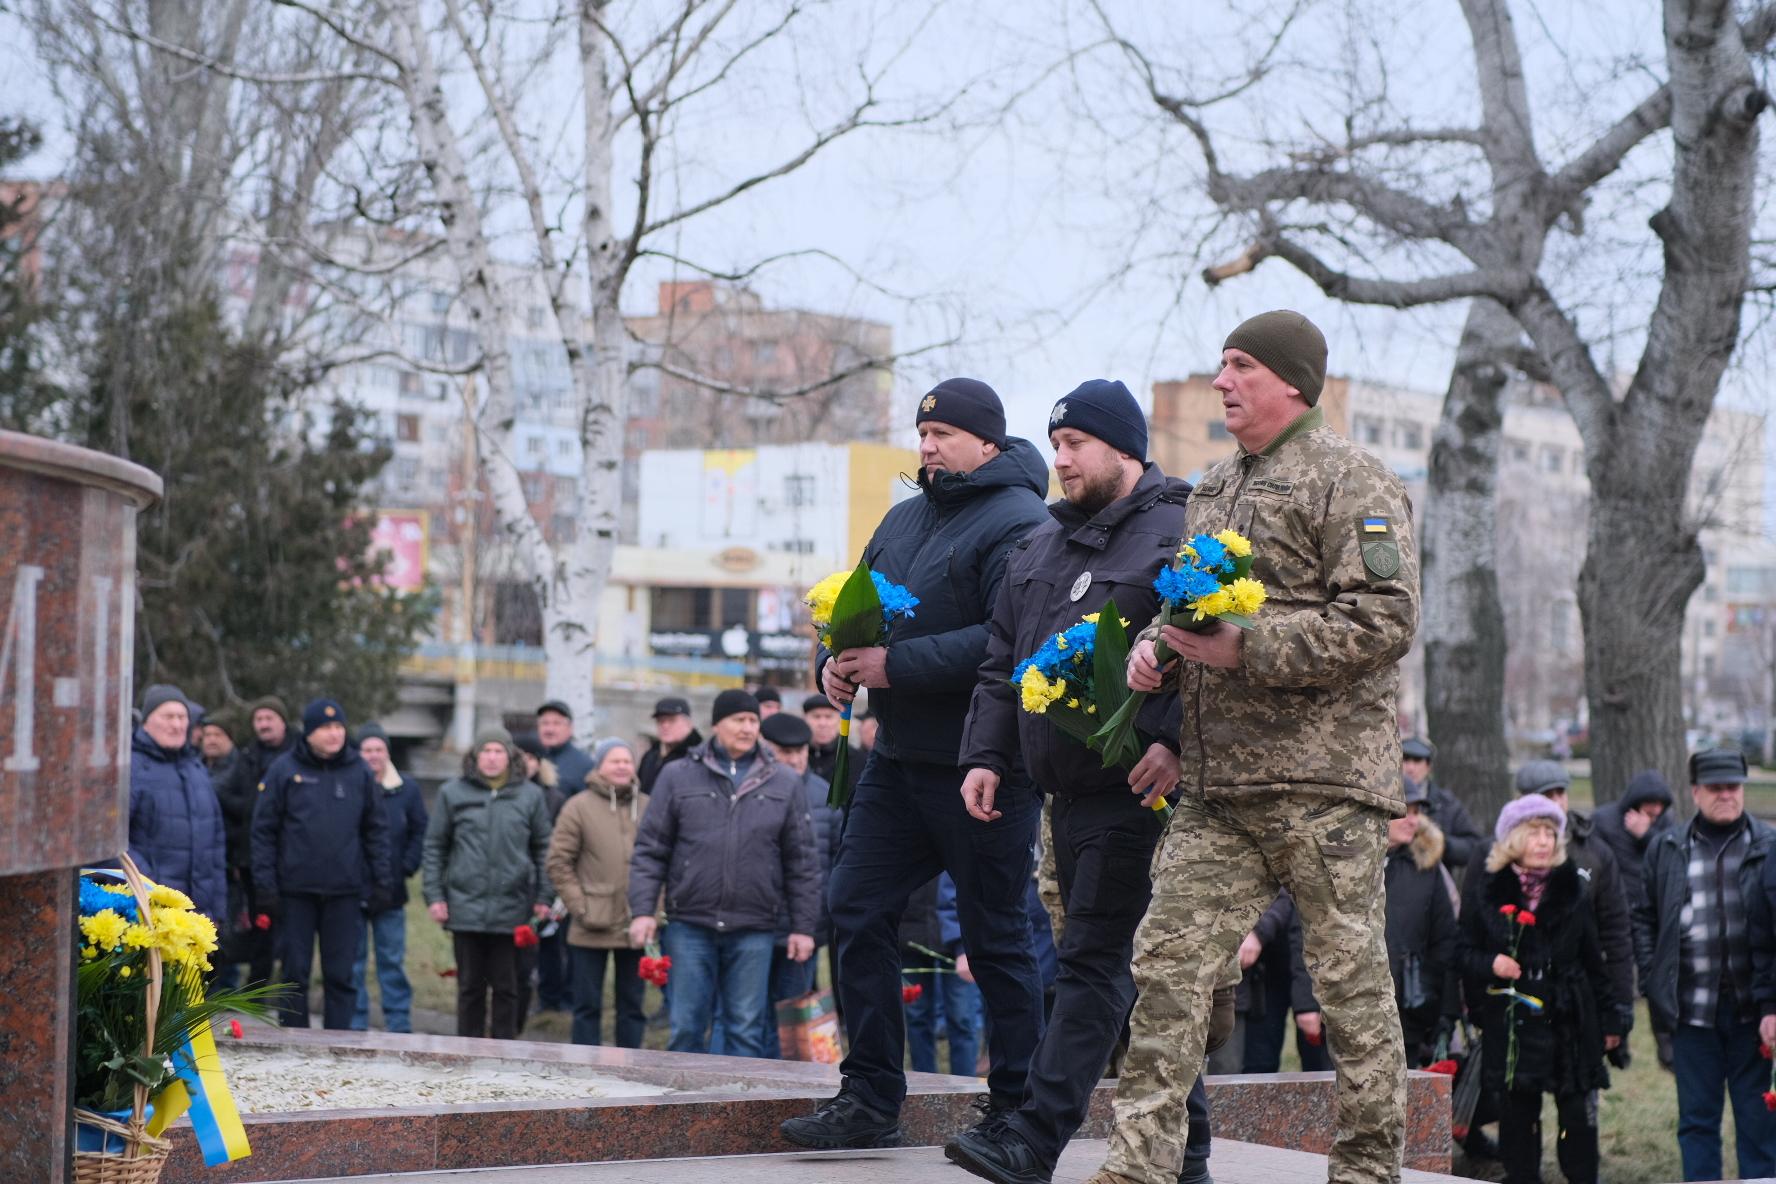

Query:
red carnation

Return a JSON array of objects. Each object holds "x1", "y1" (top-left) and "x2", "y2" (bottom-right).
[
  {"x1": 1518, "y1": 911, "x2": 1537, "y2": 927},
  {"x1": 1498, "y1": 904, "x2": 1517, "y2": 917},
  {"x1": 1763, "y1": 1043, "x2": 1773, "y2": 1060},
  {"x1": 1452, "y1": 1124, "x2": 1469, "y2": 1141},
  {"x1": 513, "y1": 923, "x2": 540, "y2": 949},
  {"x1": 439, "y1": 967, "x2": 457, "y2": 978},
  {"x1": 1426, "y1": 1059, "x2": 1459, "y2": 1076},
  {"x1": 229, "y1": 1019, "x2": 244, "y2": 1040},
  {"x1": 254, "y1": 913, "x2": 272, "y2": 931},
  {"x1": 901, "y1": 983, "x2": 924, "y2": 1004},
  {"x1": 1764, "y1": 1090, "x2": 1776, "y2": 1112}
]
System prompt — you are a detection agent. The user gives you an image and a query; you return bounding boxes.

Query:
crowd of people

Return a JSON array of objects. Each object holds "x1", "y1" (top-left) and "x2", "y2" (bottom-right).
[{"x1": 119, "y1": 308, "x2": 1776, "y2": 1184}]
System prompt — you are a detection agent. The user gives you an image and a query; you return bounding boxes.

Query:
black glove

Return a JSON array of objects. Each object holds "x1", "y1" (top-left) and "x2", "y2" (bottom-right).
[
  {"x1": 364, "y1": 885, "x2": 397, "y2": 915},
  {"x1": 1607, "y1": 1040, "x2": 1633, "y2": 1070}
]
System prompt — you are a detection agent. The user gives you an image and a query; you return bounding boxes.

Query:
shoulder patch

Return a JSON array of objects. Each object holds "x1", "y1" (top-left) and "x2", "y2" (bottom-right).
[{"x1": 1360, "y1": 517, "x2": 1401, "y2": 579}]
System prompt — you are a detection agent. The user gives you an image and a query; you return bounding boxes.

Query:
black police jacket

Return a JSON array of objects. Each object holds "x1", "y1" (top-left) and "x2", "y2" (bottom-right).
[
  {"x1": 959, "y1": 463, "x2": 1189, "y2": 795},
  {"x1": 251, "y1": 737, "x2": 392, "y2": 902},
  {"x1": 819, "y1": 438, "x2": 1049, "y2": 766}
]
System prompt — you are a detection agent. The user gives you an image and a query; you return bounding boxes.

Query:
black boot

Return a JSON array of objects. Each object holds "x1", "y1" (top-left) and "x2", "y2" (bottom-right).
[
  {"x1": 1177, "y1": 1158, "x2": 1213, "y2": 1184},
  {"x1": 955, "y1": 1093, "x2": 1020, "y2": 1143},
  {"x1": 944, "y1": 1122, "x2": 1053, "y2": 1184},
  {"x1": 779, "y1": 1085, "x2": 903, "y2": 1150}
]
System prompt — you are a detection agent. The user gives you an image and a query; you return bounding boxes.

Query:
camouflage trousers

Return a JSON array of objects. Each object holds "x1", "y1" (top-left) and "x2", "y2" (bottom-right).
[{"x1": 1101, "y1": 790, "x2": 1406, "y2": 1184}]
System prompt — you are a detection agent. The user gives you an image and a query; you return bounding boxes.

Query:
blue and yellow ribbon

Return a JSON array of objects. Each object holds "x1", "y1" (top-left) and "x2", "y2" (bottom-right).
[{"x1": 146, "y1": 1022, "x2": 250, "y2": 1164}]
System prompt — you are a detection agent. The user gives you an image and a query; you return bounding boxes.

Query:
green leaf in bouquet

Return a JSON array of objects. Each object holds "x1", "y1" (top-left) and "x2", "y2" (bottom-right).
[
  {"x1": 1090, "y1": 597, "x2": 1132, "y2": 724},
  {"x1": 1042, "y1": 701, "x2": 1103, "y2": 746},
  {"x1": 1231, "y1": 554, "x2": 1255, "y2": 580},
  {"x1": 1218, "y1": 612, "x2": 1256, "y2": 630},
  {"x1": 826, "y1": 561, "x2": 885, "y2": 653}
]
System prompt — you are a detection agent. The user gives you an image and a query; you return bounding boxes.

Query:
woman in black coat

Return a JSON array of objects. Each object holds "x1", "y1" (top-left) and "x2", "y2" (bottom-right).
[{"x1": 1458, "y1": 794, "x2": 1621, "y2": 1184}]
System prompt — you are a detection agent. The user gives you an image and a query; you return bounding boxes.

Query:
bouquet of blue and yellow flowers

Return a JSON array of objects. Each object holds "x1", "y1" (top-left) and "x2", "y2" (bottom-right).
[
  {"x1": 805, "y1": 563, "x2": 920, "y2": 806},
  {"x1": 1012, "y1": 603, "x2": 1132, "y2": 746},
  {"x1": 75, "y1": 855, "x2": 276, "y2": 1171},
  {"x1": 1087, "y1": 530, "x2": 1268, "y2": 771}
]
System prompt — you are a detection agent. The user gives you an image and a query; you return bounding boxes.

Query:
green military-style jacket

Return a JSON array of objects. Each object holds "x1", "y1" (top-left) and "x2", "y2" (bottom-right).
[{"x1": 1146, "y1": 406, "x2": 1419, "y2": 813}]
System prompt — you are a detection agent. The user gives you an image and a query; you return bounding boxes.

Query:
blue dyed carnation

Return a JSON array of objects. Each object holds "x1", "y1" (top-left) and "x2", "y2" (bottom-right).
[
  {"x1": 870, "y1": 572, "x2": 921, "y2": 623},
  {"x1": 1154, "y1": 563, "x2": 1224, "y2": 606},
  {"x1": 1189, "y1": 534, "x2": 1233, "y2": 574},
  {"x1": 79, "y1": 876, "x2": 137, "y2": 921}
]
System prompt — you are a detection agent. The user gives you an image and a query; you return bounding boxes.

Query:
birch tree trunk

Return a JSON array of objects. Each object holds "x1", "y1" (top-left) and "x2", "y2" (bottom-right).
[{"x1": 1423, "y1": 299, "x2": 1513, "y2": 821}]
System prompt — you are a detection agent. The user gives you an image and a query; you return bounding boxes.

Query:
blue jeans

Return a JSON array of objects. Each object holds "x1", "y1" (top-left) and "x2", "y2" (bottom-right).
[
  {"x1": 829, "y1": 753, "x2": 1044, "y2": 1114},
  {"x1": 903, "y1": 948, "x2": 981, "y2": 1076},
  {"x1": 1673, "y1": 1013, "x2": 1776, "y2": 1180},
  {"x1": 662, "y1": 922, "x2": 775, "y2": 1057},
  {"x1": 350, "y1": 907, "x2": 412, "y2": 1032}
]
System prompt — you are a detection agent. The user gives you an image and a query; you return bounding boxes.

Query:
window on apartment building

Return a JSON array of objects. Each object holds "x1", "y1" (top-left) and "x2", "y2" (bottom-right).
[
  {"x1": 651, "y1": 587, "x2": 713, "y2": 630},
  {"x1": 1353, "y1": 417, "x2": 1383, "y2": 445},
  {"x1": 396, "y1": 414, "x2": 420, "y2": 443},
  {"x1": 1540, "y1": 446, "x2": 1564, "y2": 474},
  {"x1": 554, "y1": 476, "x2": 578, "y2": 501},
  {"x1": 521, "y1": 472, "x2": 546, "y2": 501},
  {"x1": 447, "y1": 330, "x2": 473, "y2": 363},
  {"x1": 1508, "y1": 440, "x2": 1531, "y2": 463},
  {"x1": 1207, "y1": 422, "x2": 1230, "y2": 441},
  {"x1": 555, "y1": 437, "x2": 575, "y2": 457},
  {"x1": 785, "y1": 474, "x2": 816, "y2": 507},
  {"x1": 394, "y1": 457, "x2": 420, "y2": 488},
  {"x1": 551, "y1": 514, "x2": 577, "y2": 543},
  {"x1": 526, "y1": 436, "x2": 545, "y2": 456},
  {"x1": 780, "y1": 539, "x2": 818, "y2": 554},
  {"x1": 528, "y1": 306, "x2": 547, "y2": 330},
  {"x1": 755, "y1": 342, "x2": 778, "y2": 365},
  {"x1": 399, "y1": 371, "x2": 422, "y2": 397},
  {"x1": 431, "y1": 290, "x2": 451, "y2": 314},
  {"x1": 1397, "y1": 423, "x2": 1424, "y2": 450}
]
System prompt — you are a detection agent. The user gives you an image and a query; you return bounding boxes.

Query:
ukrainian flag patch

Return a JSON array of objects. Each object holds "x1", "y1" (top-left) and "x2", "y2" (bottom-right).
[{"x1": 1363, "y1": 517, "x2": 1389, "y2": 533}]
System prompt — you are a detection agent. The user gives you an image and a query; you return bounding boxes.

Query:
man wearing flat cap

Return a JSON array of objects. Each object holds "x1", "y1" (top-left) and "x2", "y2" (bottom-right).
[
  {"x1": 1399, "y1": 736, "x2": 1484, "y2": 871},
  {"x1": 1637, "y1": 748, "x2": 1776, "y2": 1179},
  {"x1": 639, "y1": 696, "x2": 702, "y2": 795},
  {"x1": 784, "y1": 377, "x2": 1049, "y2": 1150},
  {"x1": 1097, "y1": 311, "x2": 1420, "y2": 1184}
]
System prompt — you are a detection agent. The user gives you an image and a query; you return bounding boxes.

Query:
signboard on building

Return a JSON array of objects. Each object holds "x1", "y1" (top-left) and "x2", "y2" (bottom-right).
[
  {"x1": 371, "y1": 510, "x2": 430, "y2": 593},
  {"x1": 648, "y1": 626, "x2": 812, "y2": 671}
]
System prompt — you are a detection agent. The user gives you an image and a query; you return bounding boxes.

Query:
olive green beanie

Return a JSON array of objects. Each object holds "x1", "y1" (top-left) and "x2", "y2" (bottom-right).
[{"x1": 1223, "y1": 310, "x2": 1328, "y2": 406}]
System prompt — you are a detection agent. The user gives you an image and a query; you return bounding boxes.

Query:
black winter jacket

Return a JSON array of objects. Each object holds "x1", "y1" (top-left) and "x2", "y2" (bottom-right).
[
  {"x1": 627, "y1": 738, "x2": 820, "y2": 937},
  {"x1": 820, "y1": 439, "x2": 1049, "y2": 766},
  {"x1": 375, "y1": 769, "x2": 429, "y2": 908},
  {"x1": 215, "y1": 736, "x2": 293, "y2": 869},
  {"x1": 639, "y1": 729, "x2": 702, "y2": 795},
  {"x1": 1635, "y1": 814, "x2": 1776, "y2": 1030},
  {"x1": 1565, "y1": 808, "x2": 1636, "y2": 1032},
  {"x1": 1424, "y1": 782, "x2": 1484, "y2": 870},
  {"x1": 1459, "y1": 860, "x2": 1618, "y2": 1096},
  {"x1": 251, "y1": 738, "x2": 391, "y2": 902},
  {"x1": 1384, "y1": 824, "x2": 1458, "y2": 1022},
  {"x1": 776, "y1": 769, "x2": 838, "y2": 946},
  {"x1": 960, "y1": 465, "x2": 1189, "y2": 794},
  {"x1": 1591, "y1": 796, "x2": 1673, "y2": 906}
]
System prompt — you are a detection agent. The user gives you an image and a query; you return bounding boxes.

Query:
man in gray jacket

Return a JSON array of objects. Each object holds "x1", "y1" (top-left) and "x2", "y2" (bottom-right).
[{"x1": 628, "y1": 689, "x2": 820, "y2": 1058}]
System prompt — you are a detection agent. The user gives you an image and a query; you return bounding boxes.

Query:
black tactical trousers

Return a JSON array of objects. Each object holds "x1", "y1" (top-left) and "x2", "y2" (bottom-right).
[{"x1": 1008, "y1": 791, "x2": 1166, "y2": 1166}]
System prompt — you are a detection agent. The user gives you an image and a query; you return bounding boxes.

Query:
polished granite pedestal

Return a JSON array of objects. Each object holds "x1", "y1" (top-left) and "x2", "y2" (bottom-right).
[{"x1": 161, "y1": 1026, "x2": 1451, "y2": 1182}]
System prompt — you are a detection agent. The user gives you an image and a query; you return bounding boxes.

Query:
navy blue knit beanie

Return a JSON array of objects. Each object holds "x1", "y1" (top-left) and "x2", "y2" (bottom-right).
[
  {"x1": 916, "y1": 378, "x2": 1007, "y2": 447},
  {"x1": 302, "y1": 697, "x2": 347, "y2": 732},
  {"x1": 1048, "y1": 379, "x2": 1147, "y2": 461}
]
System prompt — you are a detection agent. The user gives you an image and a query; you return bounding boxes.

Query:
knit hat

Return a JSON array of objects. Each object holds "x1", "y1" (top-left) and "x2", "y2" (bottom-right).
[
  {"x1": 536, "y1": 699, "x2": 573, "y2": 721},
  {"x1": 473, "y1": 726, "x2": 514, "y2": 753},
  {"x1": 1223, "y1": 310, "x2": 1328, "y2": 406},
  {"x1": 1690, "y1": 748, "x2": 1749, "y2": 786},
  {"x1": 1401, "y1": 736, "x2": 1434, "y2": 761},
  {"x1": 140, "y1": 684, "x2": 189, "y2": 721},
  {"x1": 1514, "y1": 759, "x2": 1570, "y2": 797},
  {"x1": 302, "y1": 697, "x2": 347, "y2": 732},
  {"x1": 761, "y1": 713, "x2": 813, "y2": 748},
  {"x1": 592, "y1": 737, "x2": 634, "y2": 771},
  {"x1": 356, "y1": 722, "x2": 390, "y2": 747},
  {"x1": 512, "y1": 730, "x2": 545, "y2": 758},
  {"x1": 1621, "y1": 769, "x2": 1675, "y2": 811},
  {"x1": 753, "y1": 686, "x2": 781, "y2": 705},
  {"x1": 1495, "y1": 793, "x2": 1566, "y2": 842},
  {"x1": 712, "y1": 688, "x2": 761, "y2": 725},
  {"x1": 248, "y1": 695, "x2": 289, "y2": 723},
  {"x1": 1048, "y1": 379, "x2": 1148, "y2": 461},
  {"x1": 916, "y1": 377, "x2": 1007, "y2": 446},
  {"x1": 802, "y1": 693, "x2": 837, "y2": 714}
]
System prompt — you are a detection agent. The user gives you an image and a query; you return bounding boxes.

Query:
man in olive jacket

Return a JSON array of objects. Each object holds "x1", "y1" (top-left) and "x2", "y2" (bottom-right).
[
  {"x1": 627, "y1": 690, "x2": 819, "y2": 1059},
  {"x1": 422, "y1": 728, "x2": 552, "y2": 1040},
  {"x1": 1094, "y1": 311, "x2": 1419, "y2": 1184}
]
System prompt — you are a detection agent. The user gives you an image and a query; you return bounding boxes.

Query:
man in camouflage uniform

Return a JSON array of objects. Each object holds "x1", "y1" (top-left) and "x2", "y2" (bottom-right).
[{"x1": 1088, "y1": 310, "x2": 1419, "y2": 1184}]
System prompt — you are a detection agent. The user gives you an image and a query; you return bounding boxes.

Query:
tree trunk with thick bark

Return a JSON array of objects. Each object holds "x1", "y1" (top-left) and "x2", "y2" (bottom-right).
[{"x1": 1423, "y1": 299, "x2": 1514, "y2": 825}]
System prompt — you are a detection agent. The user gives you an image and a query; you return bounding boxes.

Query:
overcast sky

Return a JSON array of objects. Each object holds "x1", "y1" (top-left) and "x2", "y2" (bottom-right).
[{"x1": 4, "y1": 0, "x2": 1774, "y2": 472}]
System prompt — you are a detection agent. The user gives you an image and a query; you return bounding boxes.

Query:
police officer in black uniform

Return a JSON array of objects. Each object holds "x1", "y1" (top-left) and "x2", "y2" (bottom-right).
[
  {"x1": 947, "y1": 380, "x2": 1201, "y2": 1184},
  {"x1": 781, "y1": 378, "x2": 1049, "y2": 1150}
]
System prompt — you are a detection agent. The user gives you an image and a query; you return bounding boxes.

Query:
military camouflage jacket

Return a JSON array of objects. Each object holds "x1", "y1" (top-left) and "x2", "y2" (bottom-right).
[{"x1": 1144, "y1": 407, "x2": 1419, "y2": 812}]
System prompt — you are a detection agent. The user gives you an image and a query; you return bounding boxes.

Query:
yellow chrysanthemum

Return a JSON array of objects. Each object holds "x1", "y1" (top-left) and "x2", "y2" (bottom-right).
[
  {"x1": 1228, "y1": 577, "x2": 1267, "y2": 616},
  {"x1": 121, "y1": 923, "x2": 155, "y2": 951},
  {"x1": 80, "y1": 909, "x2": 130, "y2": 952},
  {"x1": 148, "y1": 883, "x2": 195, "y2": 911},
  {"x1": 1066, "y1": 698, "x2": 1081, "y2": 709},
  {"x1": 1019, "y1": 667, "x2": 1068, "y2": 714},
  {"x1": 1214, "y1": 530, "x2": 1253, "y2": 558},
  {"x1": 804, "y1": 572, "x2": 848, "y2": 628},
  {"x1": 150, "y1": 906, "x2": 219, "y2": 970},
  {"x1": 101, "y1": 883, "x2": 132, "y2": 896},
  {"x1": 1190, "y1": 588, "x2": 1236, "y2": 620}
]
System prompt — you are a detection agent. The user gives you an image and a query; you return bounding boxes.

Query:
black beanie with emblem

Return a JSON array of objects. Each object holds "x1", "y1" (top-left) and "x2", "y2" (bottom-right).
[
  {"x1": 915, "y1": 377, "x2": 1007, "y2": 447},
  {"x1": 1223, "y1": 310, "x2": 1328, "y2": 406},
  {"x1": 1049, "y1": 379, "x2": 1147, "y2": 461}
]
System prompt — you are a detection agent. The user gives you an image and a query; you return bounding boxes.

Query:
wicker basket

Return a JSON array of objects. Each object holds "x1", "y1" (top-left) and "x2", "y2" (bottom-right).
[{"x1": 73, "y1": 853, "x2": 171, "y2": 1184}]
